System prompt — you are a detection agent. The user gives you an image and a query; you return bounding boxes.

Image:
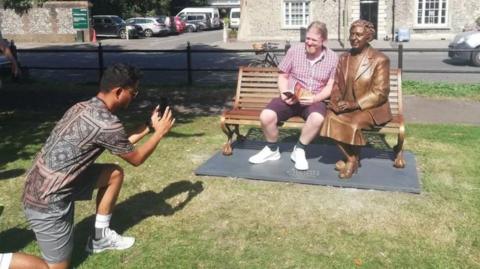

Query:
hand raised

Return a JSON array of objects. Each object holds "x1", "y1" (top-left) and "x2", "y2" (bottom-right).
[{"x1": 151, "y1": 106, "x2": 175, "y2": 136}]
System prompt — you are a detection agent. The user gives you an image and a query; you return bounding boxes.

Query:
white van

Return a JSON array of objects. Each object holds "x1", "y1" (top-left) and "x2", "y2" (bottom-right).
[
  {"x1": 176, "y1": 7, "x2": 220, "y2": 29},
  {"x1": 229, "y1": 8, "x2": 240, "y2": 29}
]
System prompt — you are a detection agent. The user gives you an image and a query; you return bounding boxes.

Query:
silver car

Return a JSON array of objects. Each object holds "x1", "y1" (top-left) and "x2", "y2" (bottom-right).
[
  {"x1": 448, "y1": 31, "x2": 480, "y2": 66},
  {"x1": 125, "y1": 17, "x2": 169, "y2": 37}
]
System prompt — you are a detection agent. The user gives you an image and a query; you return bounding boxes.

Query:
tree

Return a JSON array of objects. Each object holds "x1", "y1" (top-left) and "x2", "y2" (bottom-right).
[
  {"x1": 170, "y1": 0, "x2": 207, "y2": 14},
  {"x1": 0, "y1": 0, "x2": 47, "y2": 14},
  {"x1": 92, "y1": 0, "x2": 171, "y2": 18}
]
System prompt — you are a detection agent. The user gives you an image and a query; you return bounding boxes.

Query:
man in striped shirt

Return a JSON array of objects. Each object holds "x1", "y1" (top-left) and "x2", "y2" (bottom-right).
[{"x1": 249, "y1": 21, "x2": 338, "y2": 171}]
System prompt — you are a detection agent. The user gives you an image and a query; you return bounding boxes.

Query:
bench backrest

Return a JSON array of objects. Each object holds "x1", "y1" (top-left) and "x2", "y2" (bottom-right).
[{"x1": 234, "y1": 66, "x2": 403, "y2": 116}]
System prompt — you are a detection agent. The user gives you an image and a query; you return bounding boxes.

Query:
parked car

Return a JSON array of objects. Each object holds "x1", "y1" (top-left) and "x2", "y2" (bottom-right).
[
  {"x1": 125, "y1": 17, "x2": 169, "y2": 37},
  {"x1": 173, "y1": 16, "x2": 186, "y2": 33},
  {"x1": 229, "y1": 8, "x2": 240, "y2": 29},
  {"x1": 448, "y1": 31, "x2": 480, "y2": 66},
  {"x1": 176, "y1": 7, "x2": 220, "y2": 29},
  {"x1": 182, "y1": 13, "x2": 211, "y2": 31},
  {"x1": 184, "y1": 21, "x2": 198, "y2": 32},
  {"x1": 92, "y1": 15, "x2": 141, "y2": 39}
]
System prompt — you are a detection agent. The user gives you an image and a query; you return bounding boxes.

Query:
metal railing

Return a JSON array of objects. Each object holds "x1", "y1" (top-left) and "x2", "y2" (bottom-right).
[{"x1": 11, "y1": 42, "x2": 480, "y2": 85}]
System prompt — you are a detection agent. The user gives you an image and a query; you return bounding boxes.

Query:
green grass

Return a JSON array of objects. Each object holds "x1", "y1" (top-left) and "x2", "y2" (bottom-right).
[
  {"x1": 1, "y1": 81, "x2": 480, "y2": 268},
  {"x1": 403, "y1": 80, "x2": 480, "y2": 101}
]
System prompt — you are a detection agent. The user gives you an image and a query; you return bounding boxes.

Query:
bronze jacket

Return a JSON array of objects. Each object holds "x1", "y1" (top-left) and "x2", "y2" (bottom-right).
[{"x1": 331, "y1": 46, "x2": 392, "y2": 125}]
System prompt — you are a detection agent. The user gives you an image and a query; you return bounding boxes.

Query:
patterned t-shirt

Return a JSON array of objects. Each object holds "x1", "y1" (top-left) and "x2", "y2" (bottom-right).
[
  {"x1": 278, "y1": 43, "x2": 338, "y2": 94},
  {"x1": 23, "y1": 97, "x2": 134, "y2": 212}
]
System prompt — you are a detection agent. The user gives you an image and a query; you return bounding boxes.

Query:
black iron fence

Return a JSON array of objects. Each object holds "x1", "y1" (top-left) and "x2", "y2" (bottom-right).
[{"x1": 10, "y1": 41, "x2": 480, "y2": 85}]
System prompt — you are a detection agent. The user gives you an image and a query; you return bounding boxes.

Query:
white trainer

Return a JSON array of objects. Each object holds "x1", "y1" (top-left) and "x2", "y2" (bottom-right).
[
  {"x1": 85, "y1": 228, "x2": 135, "y2": 253},
  {"x1": 248, "y1": 145, "x2": 281, "y2": 164},
  {"x1": 290, "y1": 146, "x2": 309, "y2": 170}
]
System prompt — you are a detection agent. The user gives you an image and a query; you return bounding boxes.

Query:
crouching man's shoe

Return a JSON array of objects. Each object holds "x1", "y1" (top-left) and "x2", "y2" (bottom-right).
[{"x1": 86, "y1": 228, "x2": 135, "y2": 253}]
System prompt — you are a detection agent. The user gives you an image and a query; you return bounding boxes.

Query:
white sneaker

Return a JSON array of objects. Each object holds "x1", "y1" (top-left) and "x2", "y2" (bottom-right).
[
  {"x1": 85, "y1": 228, "x2": 135, "y2": 253},
  {"x1": 290, "y1": 146, "x2": 309, "y2": 170},
  {"x1": 248, "y1": 145, "x2": 281, "y2": 164}
]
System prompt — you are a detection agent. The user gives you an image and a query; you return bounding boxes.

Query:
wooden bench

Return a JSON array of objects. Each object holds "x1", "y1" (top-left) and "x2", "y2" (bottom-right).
[{"x1": 220, "y1": 66, "x2": 406, "y2": 168}]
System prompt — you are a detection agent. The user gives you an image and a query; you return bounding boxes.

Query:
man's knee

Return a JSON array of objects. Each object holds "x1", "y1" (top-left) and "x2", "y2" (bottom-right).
[
  {"x1": 306, "y1": 112, "x2": 325, "y2": 127},
  {"x1": 109, "y1": 164, "x2": 124, "y2": 185},
  {"x1": 259, "y1": 109, "x2": 277, "y2": 126},
  {"x1": 97, "y1": 164, "x2": 124, "y2": 189},
  {"x1": 6, "y1": 252, "x2": 50, "y2": 269}
]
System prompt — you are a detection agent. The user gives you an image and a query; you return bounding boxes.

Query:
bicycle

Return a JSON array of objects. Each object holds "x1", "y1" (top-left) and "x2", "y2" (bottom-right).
[{"x1": 248, "y1": 42, "x2": 281, "y2": 67}]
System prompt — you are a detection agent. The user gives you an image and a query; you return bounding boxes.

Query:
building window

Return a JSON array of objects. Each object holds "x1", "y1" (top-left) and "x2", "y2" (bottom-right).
[
  {"x1": 416, "y1": 0, "x2": 447, "y2": 27},
  {"x1": 283, "y1": 1, "x2": 310, "y2": 28}
]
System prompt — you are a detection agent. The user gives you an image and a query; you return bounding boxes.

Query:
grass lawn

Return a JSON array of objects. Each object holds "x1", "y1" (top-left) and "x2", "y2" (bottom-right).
[
  {"x1": 403, "y1": 80, "x2": 480, "y2": 101},
  {"x1": 0, "y1": 81, "x2": 479, "y2": 268}
]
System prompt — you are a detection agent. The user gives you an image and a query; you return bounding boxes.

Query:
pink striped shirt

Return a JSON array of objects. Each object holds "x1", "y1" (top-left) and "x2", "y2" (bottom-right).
[{"x1": 278, "y1": 44, "x2": 338, "y2": 94}]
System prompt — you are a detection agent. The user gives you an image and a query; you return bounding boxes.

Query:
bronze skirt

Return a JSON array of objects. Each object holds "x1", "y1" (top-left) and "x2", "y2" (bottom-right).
[{"x1": 320, "y1": 109, "x2": 375, "y2": 146}]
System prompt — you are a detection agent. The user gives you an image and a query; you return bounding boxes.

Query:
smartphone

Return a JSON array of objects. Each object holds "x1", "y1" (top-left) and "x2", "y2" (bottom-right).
[
  {"x1": 282, "y1": 92, "x2": 294, "y2": 98},
  {"x1": 157, "y1": 96, "x2": 169, "y2": 117}
]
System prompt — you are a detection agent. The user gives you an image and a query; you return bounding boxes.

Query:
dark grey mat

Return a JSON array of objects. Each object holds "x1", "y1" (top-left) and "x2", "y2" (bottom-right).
[{"x1": 195, "y1": 141, "x2": 421, "y2": 193}]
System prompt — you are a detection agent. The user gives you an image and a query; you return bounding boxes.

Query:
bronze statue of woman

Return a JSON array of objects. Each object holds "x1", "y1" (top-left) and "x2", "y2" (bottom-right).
[{"x1": 320, "y1": 19, "x2": 392, "y2": 179}]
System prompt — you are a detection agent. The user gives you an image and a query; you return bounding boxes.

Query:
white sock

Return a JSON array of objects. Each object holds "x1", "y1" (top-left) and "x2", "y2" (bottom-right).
[
  {"x1": 94, "y1": 214, "x2": 112, "y2": 239},
  {"x1": 0, "y1": 253, "x2": 13, "y2": 269},
  {"x1": 95, "y1": 213, "x2": 112, "y2": 229}
]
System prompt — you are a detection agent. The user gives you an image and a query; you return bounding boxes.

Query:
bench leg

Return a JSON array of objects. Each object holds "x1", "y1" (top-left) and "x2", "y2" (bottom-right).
[
  {"x1": 221, "y1": 122, "x2": 235, "y2": 156},
  {"x1": 393, "y1": 125, "x2": 406, "y2": 168},
  {"x1": 234, "y1": 125, "x2": 246, "y2": 142}
]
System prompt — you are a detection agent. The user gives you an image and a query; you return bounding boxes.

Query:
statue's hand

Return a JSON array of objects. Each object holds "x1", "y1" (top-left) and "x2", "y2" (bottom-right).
[
  {"x1": 336, "y1": 100, "x2": 359, "y2": 113},
  {"x1": 327, "y1": 101, "x2": 343, "y2": 114}
]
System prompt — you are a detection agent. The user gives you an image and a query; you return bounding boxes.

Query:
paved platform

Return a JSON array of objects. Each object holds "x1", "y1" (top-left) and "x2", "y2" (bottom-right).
[{"x1": 196, "y1": 141, "x2": 421, "y2": 193}]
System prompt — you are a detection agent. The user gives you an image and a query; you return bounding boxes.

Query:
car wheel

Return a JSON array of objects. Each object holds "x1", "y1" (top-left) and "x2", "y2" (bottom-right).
[
  {"x1": 186, "y1": 26, "x2": 194, "y2": 33},
  {"x1": 144, "y1": 29, "x2": 153, "y2": 37},
  {"x1": 119, "y1": 29, "x2": 127, "y2": 39},
  {"x1": 471, "y1": 48, "x2": 480, "y2": 67}
]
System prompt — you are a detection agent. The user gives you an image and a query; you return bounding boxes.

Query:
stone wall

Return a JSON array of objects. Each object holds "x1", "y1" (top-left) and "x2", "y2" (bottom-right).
[
  {"x1": 238, "y1": 0, "x2": 341, "y2": 42},
  {"x1": 239, "y1": 0, "x2": 480, "y2": 42},
  {"x1": 0, "y1": 1, "x2": 92, "y2": 43},
  {"x1": 392, "y1": 0, "x2": 480, "y2": 40}
]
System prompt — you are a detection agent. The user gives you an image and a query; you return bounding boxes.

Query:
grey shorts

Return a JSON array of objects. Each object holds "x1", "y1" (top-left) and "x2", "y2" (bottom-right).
[
  {"x1": 23, "y1": 163, "x2": 107, "y2": 263},
  {"x1": 24, "y1": 203, "x2": 74, "y2": 263}
]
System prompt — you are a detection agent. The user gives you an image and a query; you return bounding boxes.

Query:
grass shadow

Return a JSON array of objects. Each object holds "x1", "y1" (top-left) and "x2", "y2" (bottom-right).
[
  {"x1": 0, "y1": 226, "x2": 35, "y2": 253},
  {"x1": 71, "y1": 180, "x2": 204, "y2": 268},
  {"x1": 0, "y1": 168, "x2": 26, "y2": 180}
]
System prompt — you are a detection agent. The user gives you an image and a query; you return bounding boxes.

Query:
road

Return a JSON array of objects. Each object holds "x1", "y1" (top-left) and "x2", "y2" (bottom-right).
[{"x1": 15, "y1": 30, "x2": 480, "y2": 84}]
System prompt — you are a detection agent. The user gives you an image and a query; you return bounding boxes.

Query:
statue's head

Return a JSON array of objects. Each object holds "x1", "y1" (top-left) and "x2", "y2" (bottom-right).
[
  {"x1": 350, "y1": 19, "x2": 375, "y2": 42},
  {"x1": 349, "y1": 19, "x2": 375, "y2": 53}
]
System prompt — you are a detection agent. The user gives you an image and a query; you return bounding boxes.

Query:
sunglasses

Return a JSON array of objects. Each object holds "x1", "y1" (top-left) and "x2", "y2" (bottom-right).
[{"x1": 124, "y1": 87, "x2": 139, "y2": 98}]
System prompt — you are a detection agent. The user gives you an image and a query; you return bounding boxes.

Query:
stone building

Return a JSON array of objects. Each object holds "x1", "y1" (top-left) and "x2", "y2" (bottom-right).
[
  {"x1": 0, "y1": 1, "x2": 92, "y2": 43},
  {"x1": 238, "y1": 0, "x2": 480, "y2": 42}
]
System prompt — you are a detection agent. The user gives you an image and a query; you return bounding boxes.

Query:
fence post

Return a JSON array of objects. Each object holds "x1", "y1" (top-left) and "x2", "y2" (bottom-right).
[
  {"x1": 9, "y1": 40, "x2": 18, "y2": 61},
  {"x1": 187, "y1": 41, "x2": 192, "y2": 85},
  {"x1": 98, "y1": 42, "x2": 104, "y2": 81},
  {"x1": 398, "y1": 43, "x2": 403, "y2": 70}
]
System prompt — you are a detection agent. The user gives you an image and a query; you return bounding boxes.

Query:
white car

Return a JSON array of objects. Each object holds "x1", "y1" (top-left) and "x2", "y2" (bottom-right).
[
  {"x1": 448, "y1": 31, "x2": 480, "y2": 66},
  {"x1": 229, "y1": 8, "x2": 240, "y2": 29},
  {"x1": 125, "y1": 17, "x2": 169, "y2": 37}
]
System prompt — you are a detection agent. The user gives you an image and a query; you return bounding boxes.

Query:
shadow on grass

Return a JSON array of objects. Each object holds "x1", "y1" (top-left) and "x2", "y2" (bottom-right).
[
  {"x1": 0, "y1": 180, "x2": 203, "y2": 263},
  {"x1": 0, "y1": 168, "x2": 26, "y2": 180},
  {"x1": 0, "y1": 227, "x2": 36, "y2": 253},
  {"x1": 70, "y1": 180, "x2": 204, "y2": 268}
]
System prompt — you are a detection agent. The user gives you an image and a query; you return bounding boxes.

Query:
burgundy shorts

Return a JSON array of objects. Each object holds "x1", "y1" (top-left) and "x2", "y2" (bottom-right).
[{"x1": 265, "y1": 97, "x2": 327, "y2": 122}]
